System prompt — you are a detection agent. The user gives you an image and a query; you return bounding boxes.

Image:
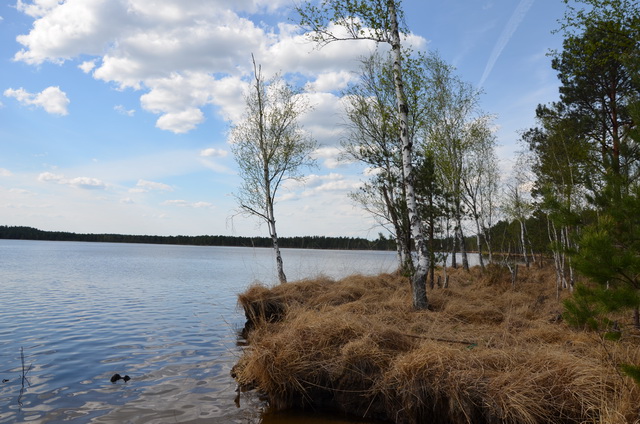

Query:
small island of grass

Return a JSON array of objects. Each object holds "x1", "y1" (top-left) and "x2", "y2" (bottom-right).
[{"x1": 232, "y1": 265, "x2": 640, "y2": 424}]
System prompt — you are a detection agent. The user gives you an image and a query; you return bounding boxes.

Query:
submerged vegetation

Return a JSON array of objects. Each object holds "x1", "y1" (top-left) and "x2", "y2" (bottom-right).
[{"x1": 233, "y1": 266, "x2": 640, "y2": 423}]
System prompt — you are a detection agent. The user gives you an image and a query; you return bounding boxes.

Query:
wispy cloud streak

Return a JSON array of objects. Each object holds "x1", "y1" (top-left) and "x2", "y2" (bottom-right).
[{"x1": 479, "y1": 0, "x2": 535, "y2": 87}]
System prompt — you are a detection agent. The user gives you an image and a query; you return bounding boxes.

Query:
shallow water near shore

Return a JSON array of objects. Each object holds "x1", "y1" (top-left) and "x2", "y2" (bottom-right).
[{"x1": 0, "y1": 239, "x2": 397, "y2": 423}]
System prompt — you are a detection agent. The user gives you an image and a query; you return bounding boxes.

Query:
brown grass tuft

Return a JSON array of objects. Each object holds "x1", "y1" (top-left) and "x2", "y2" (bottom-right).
[{"x1": 233, "y1": 266, "x2": 640, "y2": 423}]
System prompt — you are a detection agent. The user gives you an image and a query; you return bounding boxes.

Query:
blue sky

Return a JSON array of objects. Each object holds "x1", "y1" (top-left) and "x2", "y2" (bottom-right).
[{"x1": 0, "y1": 0, "x2": 567, "y2": 238}]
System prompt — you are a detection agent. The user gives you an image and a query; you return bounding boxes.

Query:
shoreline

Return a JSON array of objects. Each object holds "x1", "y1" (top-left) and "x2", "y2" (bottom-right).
[
  {"x1": 232, "y1": 265, "x2": 640, "y2": 423},
  {"x1": 0, "y1": 225, "x2": 395, "y2": 251}
]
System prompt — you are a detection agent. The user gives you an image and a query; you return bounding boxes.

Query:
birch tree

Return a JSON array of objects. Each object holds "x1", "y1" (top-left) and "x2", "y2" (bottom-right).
[
  {"x1": 298, "y1": 0, "x2": 430, "y2": 309},
  {"x1": 522, "y1": 103, "x2": 590, "y2": 292},
  {"x1": 343, "y1": 51, "x2": 431, "y2": 275},
  {"x1": 422, "y1": 56, "x2": 488, "y2": 271},
  {"x1": 461, "y1": 119, "x2": 499, "y2": 269},
  {"x1": 230, "y1": 57, "x2": 317, "y2": 284},
  {"x1": 502, "y1": 154, "x2": 536, "y2": 268}
]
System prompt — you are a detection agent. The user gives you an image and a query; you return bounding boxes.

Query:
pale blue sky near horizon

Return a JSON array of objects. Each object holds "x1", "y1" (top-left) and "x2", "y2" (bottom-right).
[{"x1": 0, "y1": 0, "x2": 567, "y2": 238}]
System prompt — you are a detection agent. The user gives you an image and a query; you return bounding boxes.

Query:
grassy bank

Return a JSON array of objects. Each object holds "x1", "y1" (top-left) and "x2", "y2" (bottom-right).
[{"x1": 232, "y1": 265, "x2": 640, "y2": 423}]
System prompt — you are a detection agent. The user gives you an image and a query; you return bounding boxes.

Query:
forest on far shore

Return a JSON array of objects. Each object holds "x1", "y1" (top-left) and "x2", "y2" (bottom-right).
[{"x1": 0, "y1": 225, "x2": 396, "y2": 251}]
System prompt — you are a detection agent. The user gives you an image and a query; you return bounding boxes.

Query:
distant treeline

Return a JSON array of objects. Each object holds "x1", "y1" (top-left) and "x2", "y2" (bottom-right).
[{"x1": 0, "y1": 226, "x2": 395, "y2": 251}]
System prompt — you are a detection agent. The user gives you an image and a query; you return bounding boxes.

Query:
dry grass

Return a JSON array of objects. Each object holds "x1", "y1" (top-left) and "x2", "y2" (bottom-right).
[{"x1": 232, "y1": 265, "x2": 640, "y2": 423}]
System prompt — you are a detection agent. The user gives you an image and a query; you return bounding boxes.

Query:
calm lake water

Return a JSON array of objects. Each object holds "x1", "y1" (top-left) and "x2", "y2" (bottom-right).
[{"x1": 0, "y1": 240, "x2": 397, "y2": 424}]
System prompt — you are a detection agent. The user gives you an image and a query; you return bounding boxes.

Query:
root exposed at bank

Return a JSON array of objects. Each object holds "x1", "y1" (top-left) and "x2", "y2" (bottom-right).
[{"x1": 233, "y1": 266, "x2": 640, "y2": 423}]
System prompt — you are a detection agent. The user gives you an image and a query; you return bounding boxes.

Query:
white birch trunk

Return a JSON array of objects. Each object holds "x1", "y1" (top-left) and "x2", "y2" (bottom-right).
[
  {"x1": 519, "y1": 219, "x2": 529, "y2": 268},
  {"x1": 456, "y1": 210, "x2": 469, "y2": 271},
  {"x1": 548, "y1": 217, "x2": 563, "y2": 297},
  {"x1": 256, "y1": 57, "x2": 287, "y2": 285},
  {"x1": 389, "y1": 1, "x2": 428, "y2": 309},
  {"x1": 268, "y1": 213, "x2": 287, "y2": 284},
  {"x1": 474, "y1": 217, "x2": 485, "y2": 270}
]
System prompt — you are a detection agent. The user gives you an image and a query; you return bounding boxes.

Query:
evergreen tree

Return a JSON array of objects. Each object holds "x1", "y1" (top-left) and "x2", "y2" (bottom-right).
[{"x1": 555, "y1": 0, "x2": 640, "y2": 330}]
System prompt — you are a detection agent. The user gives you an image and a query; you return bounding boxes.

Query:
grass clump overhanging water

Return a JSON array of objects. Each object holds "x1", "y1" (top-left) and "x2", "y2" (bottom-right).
[{"x1": 232, "y1": 265, "x2": 640, "y2": 423}]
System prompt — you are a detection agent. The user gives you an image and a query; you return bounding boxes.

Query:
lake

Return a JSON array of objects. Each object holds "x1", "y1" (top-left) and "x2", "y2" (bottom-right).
[{"x1": 0, "y1": 240, "x2": 398, "y2": 423}]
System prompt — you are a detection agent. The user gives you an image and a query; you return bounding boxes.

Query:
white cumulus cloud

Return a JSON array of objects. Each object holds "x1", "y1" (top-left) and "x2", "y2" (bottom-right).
[
  {"x1": 313, "y1": 146, "x2": 345, "y2": 169},
  {"x1": 134, "y1": 179, "x2": 173, "y2": 192},
  {"x1": 12, "y1": 0, "x2": 428, "y2": 134},
  {"x1": 4, "y1": 86, "x2": 70, "y2": 115},
  {"x1": 38, "y1": 172, "x2": 107, "y2": 189},
  {"x1": 299, "y1": 92, "x2": 344, "y2": 146},
  {"x1": 16, "y1": 0, "x2": 63, "y2": 18},
  {"x1": 305, "y1": 71, "x2": 355, "y2": 93},
  {"x1": 79, "y1": 60, "x2": 96, "y2": 73},
  {"x1": 200, "y1": 148, "x2": 228, "y2": 158},
  {"x1": 155, "y1": 108, "x2": 204, "y2": 133},
  {"x1": 68, "y1": 176, "x2": 106, "y2": 190},
  {"x1": 38, "y1": 172, "x2": 65, "y2": 182},
  {"x1": 114, "y1": 104, "x2": 135, "y2": 116}
]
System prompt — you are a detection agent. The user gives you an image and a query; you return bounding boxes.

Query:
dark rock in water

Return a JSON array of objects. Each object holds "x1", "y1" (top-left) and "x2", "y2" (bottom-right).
[{"x1": 110, "y1": 373, "x2": 131, "y2": 383}]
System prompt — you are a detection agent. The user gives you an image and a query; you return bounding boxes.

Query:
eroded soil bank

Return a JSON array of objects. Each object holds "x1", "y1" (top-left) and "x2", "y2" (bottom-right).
[{"x1": 232, "y1": 265, "x2": 640, "y2": 423}]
